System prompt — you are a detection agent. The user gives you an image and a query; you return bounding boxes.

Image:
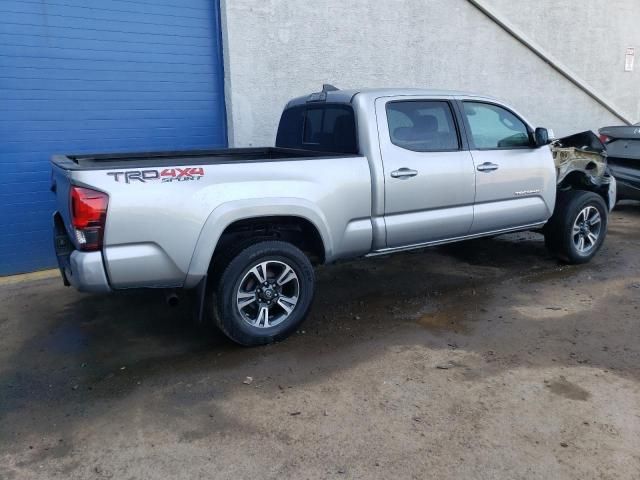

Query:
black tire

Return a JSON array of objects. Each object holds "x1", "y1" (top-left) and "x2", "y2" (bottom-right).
[
  {"x1": 544, "y1": 190, "x2": 608, "y2": 264},
  {"x1": 213, "y1": 241, "x2": 315, "y2": 346}
]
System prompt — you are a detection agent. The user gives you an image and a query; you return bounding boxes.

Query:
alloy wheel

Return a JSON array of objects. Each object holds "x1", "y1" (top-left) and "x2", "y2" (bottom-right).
[
  {"x1": 235, "y1": 260, "x2": 300, "y2": 328},
  {"x1": 572, "y1": 205, "x2": 602, "y2": 254}
]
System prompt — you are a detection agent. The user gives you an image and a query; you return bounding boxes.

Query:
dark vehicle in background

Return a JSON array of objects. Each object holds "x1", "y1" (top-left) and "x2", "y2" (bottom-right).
[{"x1": 599, "y1": 124, "x2": 640, "y2": 202}]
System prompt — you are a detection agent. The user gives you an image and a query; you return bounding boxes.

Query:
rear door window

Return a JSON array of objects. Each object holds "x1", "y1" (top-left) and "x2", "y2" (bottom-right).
[
  {"x1": 463, "y1": 102, "x2": 531, "y2": 149},
  {"x1": 386, "y1": 101, "x2": 460, "y2": 152},
  {"x1": 302, "y1": 108, "x2": 324, "y2": 144}
]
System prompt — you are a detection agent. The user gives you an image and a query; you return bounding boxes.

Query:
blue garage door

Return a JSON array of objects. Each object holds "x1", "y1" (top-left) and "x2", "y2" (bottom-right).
[{"x1": 0, "y1": 0, "x2": 227, "y2": 275}]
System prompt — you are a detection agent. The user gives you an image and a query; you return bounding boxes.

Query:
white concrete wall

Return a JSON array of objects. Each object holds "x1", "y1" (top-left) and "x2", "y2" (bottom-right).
[
  {"x1": 485, "y1": 0, "x2": 640, "y2": 123},
  {"x1": 221, "y1": 0, "x2": 640, "y2": 147}
]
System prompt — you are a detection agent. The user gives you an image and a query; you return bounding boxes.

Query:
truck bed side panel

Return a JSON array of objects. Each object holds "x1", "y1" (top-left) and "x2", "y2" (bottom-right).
[{"x1": 67, "y1": 156, "x2": 372, "y2": 289}]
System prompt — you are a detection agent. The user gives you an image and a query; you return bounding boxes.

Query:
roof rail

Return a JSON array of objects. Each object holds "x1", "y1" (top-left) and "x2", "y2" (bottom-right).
[{"x1": 307, "y1": 84, "x2": 339, "y2": 103}]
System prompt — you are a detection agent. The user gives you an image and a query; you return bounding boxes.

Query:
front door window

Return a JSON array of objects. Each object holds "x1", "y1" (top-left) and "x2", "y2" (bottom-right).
[{"x1": 463, "y1": 102, "x2": 530, "y2": 149}]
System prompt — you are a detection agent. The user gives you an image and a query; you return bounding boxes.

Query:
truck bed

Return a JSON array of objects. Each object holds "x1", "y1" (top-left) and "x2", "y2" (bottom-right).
[
  {"x1": 51, "y1": 145, "x2": 372, "y2": 291},
  {"x1": 52, "y1": 147, "x2": 359, "y2": 171}
]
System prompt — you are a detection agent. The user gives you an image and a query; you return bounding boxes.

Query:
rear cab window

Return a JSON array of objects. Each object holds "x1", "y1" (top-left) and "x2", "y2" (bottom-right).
[
  {"x1": 386, "y1": 101, "x2": 460, "y2": 152},
  {"x1": 276, "y1": 104, "x2": 358, "y2": 154},
  {"x1": 463, "y1": 102, "x2": 531, "y2": 149}
]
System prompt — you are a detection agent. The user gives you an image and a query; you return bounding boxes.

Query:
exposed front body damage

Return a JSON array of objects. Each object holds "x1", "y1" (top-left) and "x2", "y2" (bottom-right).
[
  {"x1": 551, "y1": 131, "x2": 616, "y2": 209},
  {"x1": 552, "y1": 131, "x2": 607, "y2": 185}
]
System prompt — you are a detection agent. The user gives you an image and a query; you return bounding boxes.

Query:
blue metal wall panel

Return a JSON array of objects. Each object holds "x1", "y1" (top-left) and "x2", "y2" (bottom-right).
[{"x1": 0, "y1": 0, "x2": 227, "y2": 275}]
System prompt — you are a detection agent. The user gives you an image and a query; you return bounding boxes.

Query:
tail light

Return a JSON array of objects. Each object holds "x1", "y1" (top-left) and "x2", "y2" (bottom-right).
[
  {"x1": 599, "y1": 134, "x2": 611, "y2": 144},
  {"x1": 70, "y1": 186, "x2": 109, "y2": 251}
]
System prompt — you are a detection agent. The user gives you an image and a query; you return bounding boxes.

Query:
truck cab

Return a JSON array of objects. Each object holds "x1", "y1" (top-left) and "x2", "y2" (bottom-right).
[{"x1": 278, "y1": 87, "x2": 556, "y2": 252}]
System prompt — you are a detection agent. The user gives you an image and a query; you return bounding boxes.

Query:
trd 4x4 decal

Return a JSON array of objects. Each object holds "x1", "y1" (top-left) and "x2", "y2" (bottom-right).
[{"x1": 107, "y1": 167, "x2": 205, "y2": 184}]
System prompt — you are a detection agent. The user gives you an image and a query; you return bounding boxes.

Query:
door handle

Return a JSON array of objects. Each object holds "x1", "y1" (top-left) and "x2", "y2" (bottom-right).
[
  {"x1": 477, "y1": 162, "x2": 499, "y2": 172},
  {"x1": 391, "y1": 168, "x2": 418, "y2": 179}
]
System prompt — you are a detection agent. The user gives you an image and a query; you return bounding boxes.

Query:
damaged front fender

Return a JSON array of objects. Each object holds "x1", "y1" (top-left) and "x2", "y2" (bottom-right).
[{"x1": 551, "y1": 131, "x2": 616, "y2": 210}]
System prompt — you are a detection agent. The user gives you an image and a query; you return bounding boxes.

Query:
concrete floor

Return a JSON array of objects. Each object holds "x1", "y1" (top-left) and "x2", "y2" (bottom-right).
[{"x1": 1, "y1": 206, "x2": 639, "y2": 480}]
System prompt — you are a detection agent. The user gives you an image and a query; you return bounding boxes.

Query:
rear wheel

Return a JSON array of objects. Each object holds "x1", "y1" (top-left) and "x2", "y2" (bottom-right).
[
  {"x1": 544, "y1": 190, "x2": 608, "y2": 264},
  {"x1": 213, "y1": 241, "x2": 315, "y2": 346}
]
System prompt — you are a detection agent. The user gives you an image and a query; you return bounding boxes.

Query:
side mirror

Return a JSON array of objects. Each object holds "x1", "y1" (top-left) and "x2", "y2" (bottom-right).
[{"x1": 534, "y1": 127, "x2": 551, "y2": 147}]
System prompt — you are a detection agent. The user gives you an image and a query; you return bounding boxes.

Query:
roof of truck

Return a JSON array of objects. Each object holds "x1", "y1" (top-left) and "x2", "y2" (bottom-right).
[{"x1": 286, "y1": 87, "x2": 500, "y2": 107}]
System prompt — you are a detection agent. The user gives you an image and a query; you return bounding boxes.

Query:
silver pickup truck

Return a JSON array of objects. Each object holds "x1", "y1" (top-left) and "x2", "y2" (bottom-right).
[{"x1": 51, "y1": 86, "x2": 616, "y2": 346}]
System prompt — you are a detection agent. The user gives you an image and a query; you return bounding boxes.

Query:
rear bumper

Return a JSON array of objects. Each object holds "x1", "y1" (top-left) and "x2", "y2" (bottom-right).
[
  {"x1": 54, "y1": 212, "x2": 111, "y2": 293},
  {"x1": 63, "y1": 250, "x2": 112, "y2": 293}
]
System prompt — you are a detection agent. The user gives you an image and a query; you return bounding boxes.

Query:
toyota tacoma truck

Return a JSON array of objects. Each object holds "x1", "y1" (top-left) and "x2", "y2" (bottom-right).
[{"x1": 51, "y1": 85, "x2": 616, "y2": 346}]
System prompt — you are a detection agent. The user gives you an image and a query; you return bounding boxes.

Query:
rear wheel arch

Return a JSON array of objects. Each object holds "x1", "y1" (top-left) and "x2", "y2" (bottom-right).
[
  {"x1": 184, "y1": 201, "x2": 334, "y2": 288},
  {"x1": 200, "y1": 214, "x2": 328, "y2": 293},
  {"x1": 212, "y1": 215, "x2": 327, "y2": 270}
]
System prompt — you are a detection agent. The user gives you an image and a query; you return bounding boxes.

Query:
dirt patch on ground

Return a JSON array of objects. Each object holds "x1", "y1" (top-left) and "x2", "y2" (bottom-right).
[{"x1": 1, "y1": 205, "x2": 639, "y2": 479}]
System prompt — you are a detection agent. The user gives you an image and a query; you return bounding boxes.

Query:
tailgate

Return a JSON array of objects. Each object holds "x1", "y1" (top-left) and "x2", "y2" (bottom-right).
[
  {"x1": 50, "y1": 161, "x2": 74, "y2": 243},
  {"x1": 50, "y1": 158, "x2": 112, "y2": 292}
]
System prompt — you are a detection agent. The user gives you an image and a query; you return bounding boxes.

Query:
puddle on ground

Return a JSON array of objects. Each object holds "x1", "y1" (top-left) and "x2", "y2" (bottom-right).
[
  {"x1": 415, "y1": 306, "x2": 471, "y2": 333},
  {"x1": 39, "y1": 323, "x2": 89, "y2": 355},
  {"x1": 405, "y1": 287, "x2": 486, "y2": 333},
  {"x1": 545, "y1": 376, "x2": 591, "y2": 401},
  {"x1": 522, "y1": 265, "x2": 576, "y2": 284}
]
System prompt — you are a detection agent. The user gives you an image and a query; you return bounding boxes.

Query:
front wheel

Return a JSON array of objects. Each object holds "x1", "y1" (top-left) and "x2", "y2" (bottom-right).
[
  {"x1": 544, "y1": 190, "x2": 608, "y2": 264},
  {"x1": 213, "y1": 241, "x2": 315, "y2": 346}
]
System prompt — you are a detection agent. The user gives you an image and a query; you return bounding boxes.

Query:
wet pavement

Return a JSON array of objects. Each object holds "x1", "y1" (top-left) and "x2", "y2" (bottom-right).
[{"x1": 1, "y1": 205, "x2": 640, "y2": 479}]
